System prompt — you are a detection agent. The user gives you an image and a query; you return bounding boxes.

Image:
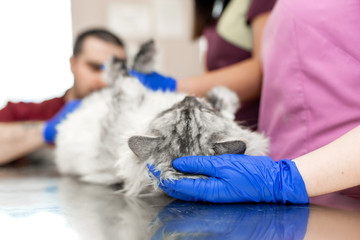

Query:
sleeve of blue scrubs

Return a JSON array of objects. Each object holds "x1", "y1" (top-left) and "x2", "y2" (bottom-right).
[{"x1": 148, "y1": 154, "x2": 309, "y2": 204}]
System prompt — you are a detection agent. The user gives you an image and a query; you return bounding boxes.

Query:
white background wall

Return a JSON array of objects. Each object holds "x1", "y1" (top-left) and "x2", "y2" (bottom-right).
[
  {"x1": 0, "y1": 0, "x2": 203, "y2": 108},
  {"x1": 0, "y1": 0, "x2": 73, "y2": 108},
  {"x1": 71, "y1": 0, "x2": 203, "y2": 78}
]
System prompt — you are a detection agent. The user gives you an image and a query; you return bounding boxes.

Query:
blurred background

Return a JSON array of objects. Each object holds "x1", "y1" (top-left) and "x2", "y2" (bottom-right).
[{"x1": 0, "y1": 0, "x2": 204, "y2": 108}]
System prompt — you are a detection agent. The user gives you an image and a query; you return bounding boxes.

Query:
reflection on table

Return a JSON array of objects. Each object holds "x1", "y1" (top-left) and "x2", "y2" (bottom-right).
[{"x1": 0, "y1": 166, "x2": 359, "y2": 240}]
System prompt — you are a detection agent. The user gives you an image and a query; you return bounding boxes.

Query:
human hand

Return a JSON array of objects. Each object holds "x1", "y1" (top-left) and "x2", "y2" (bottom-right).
[
  {"x1": 148, "y1": 154, "x2": 309, "y2": 204},
  {"x1": 151, "y1": 201, "x2": 309, "y2": 240},
  {"x1": 43, "y1": 100, "x2": 81, "y2": 144},
  {"x1": 129, "y1": 70, "x2": 177, "y2": 92}
]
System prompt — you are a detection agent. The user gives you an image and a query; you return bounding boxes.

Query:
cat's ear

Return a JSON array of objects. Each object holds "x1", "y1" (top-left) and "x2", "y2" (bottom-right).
[
  {"x1": 131, "y1": 39, "x2": 155, "y2": 74},
  {"x1": 213, "y1": 140, "x2": 246, "y2": 155},
  {"x1": 103, "y1": 55, "x2": 128, "y2": 86},
  {"x1": 206, "y1": 86, "x2": 240, "y2": 120},
  {"x1": 128, "y1": 135, "x2": 161, "y2": 161}
]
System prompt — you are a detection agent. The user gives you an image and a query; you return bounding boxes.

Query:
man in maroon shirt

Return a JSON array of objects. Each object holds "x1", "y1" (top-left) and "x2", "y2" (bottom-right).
[{"x1": 0, "y1": 29, "x2": 126, "y2": 165}]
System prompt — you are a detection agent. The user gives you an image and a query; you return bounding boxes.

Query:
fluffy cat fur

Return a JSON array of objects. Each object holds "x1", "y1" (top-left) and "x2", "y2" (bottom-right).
[{"x1": 55, "y1": 41, "x2": 269, "y2": 197}]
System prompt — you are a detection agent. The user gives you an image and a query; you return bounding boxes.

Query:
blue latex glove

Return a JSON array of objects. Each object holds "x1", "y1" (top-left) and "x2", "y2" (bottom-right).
[
  {"x1": 151, "y1": 201, "x2": 309, "y2": 240},
  {"x1": 129, "y1": 70, "x2": 177, "y2": 92},
  {"x1": 148, "y1": 154, "x2": 309, "y2": 204},
  {"x1": 43, "y1": 100, "x2": 81, "y2": 144}
]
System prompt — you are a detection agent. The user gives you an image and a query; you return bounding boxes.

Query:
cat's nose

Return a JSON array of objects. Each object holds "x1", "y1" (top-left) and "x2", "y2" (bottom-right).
[{"x1": 181, "y1": 96, "x2": 200, "y2": 106}]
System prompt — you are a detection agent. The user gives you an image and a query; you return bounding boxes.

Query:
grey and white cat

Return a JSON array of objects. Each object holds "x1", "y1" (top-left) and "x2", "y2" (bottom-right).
[{"x1": 55, "y1": 41, "x2": 269, "y2": 197}]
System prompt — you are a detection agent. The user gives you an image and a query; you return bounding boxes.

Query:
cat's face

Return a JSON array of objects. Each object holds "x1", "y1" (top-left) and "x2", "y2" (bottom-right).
[
  {"x1": 148, "y1": 96, "x2": 246, "y2": 157},
  {"x1": 128, "y1": 87, "x2": 253, "y2": 180}
]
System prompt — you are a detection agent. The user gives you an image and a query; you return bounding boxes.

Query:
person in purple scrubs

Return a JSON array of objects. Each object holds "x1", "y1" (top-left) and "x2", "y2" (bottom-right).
[
  {"x1": 139, "y1": 0, "x2": 360, "y2": 203},
  {"x1": 132, "y1": 0, "x2": 276, "y2": 130},
  {"x1": 186, "y1": 0, "x2": 276, "y2": 130}
]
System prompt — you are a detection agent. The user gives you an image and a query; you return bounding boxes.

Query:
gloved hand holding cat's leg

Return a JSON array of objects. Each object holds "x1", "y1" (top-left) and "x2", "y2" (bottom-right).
[
  {"x1": 43, "y1": 100, "x2": 81, "y2": 144},
  {"x1": 129, "y1": 70, "x2": 177, "y2": 92},
  {"x1": 148, "y1": 154, "x2": 309, "y2": 204}
]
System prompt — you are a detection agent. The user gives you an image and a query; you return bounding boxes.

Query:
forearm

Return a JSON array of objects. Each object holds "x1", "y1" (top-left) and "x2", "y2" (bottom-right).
[
  {"x1": 0, "y1": 122, "x2": 46, "y2": 165},
  {"x1": 176, "y1": 13, "x2": 269, "y2": 101},
  {"x1": 294, "y1": 126, "x2": 360, "y2": 197},
  {"x1": 177, "y1": 58, "x2": 262, "y2": 101}
]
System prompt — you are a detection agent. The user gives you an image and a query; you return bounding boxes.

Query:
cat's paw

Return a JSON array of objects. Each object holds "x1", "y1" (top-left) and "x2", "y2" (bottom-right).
[{"x1": 151, "y1": 163, "x2": 208, "y2": 184}]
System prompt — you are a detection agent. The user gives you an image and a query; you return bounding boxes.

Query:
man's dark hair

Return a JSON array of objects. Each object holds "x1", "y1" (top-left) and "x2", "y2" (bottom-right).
[{"x1": 73, "y1": 29, "x2": 125, "y2": 56}]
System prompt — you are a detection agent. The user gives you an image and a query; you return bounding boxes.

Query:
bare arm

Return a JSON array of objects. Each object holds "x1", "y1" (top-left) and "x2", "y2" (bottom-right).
[
  {"x1": 177, "y1": 12, "x2": 270, "y2": 101},
  {"x1": 294, "y1": 125, "x2": 360, "y2": 197},
  {"x1": 0, "y1": 122, "x2": 46, "y2": 165}
]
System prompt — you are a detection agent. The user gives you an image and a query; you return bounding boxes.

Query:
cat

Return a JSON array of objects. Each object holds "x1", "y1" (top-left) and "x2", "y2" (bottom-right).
[{"x1": 54, "y1": 41, "x2": 269, "y2": 197}]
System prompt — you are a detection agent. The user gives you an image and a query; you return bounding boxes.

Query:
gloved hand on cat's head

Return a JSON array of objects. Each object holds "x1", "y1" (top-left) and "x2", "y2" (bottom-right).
[
  {"x1": 148, "y1": 154, "x2": 309, "y2": 204},
  {"x1": 43, "y1": 100, "x2": 82, "y2": 144},
  {"x1": 129, "y1": 70, "x2": 177, "y2": 92}
]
